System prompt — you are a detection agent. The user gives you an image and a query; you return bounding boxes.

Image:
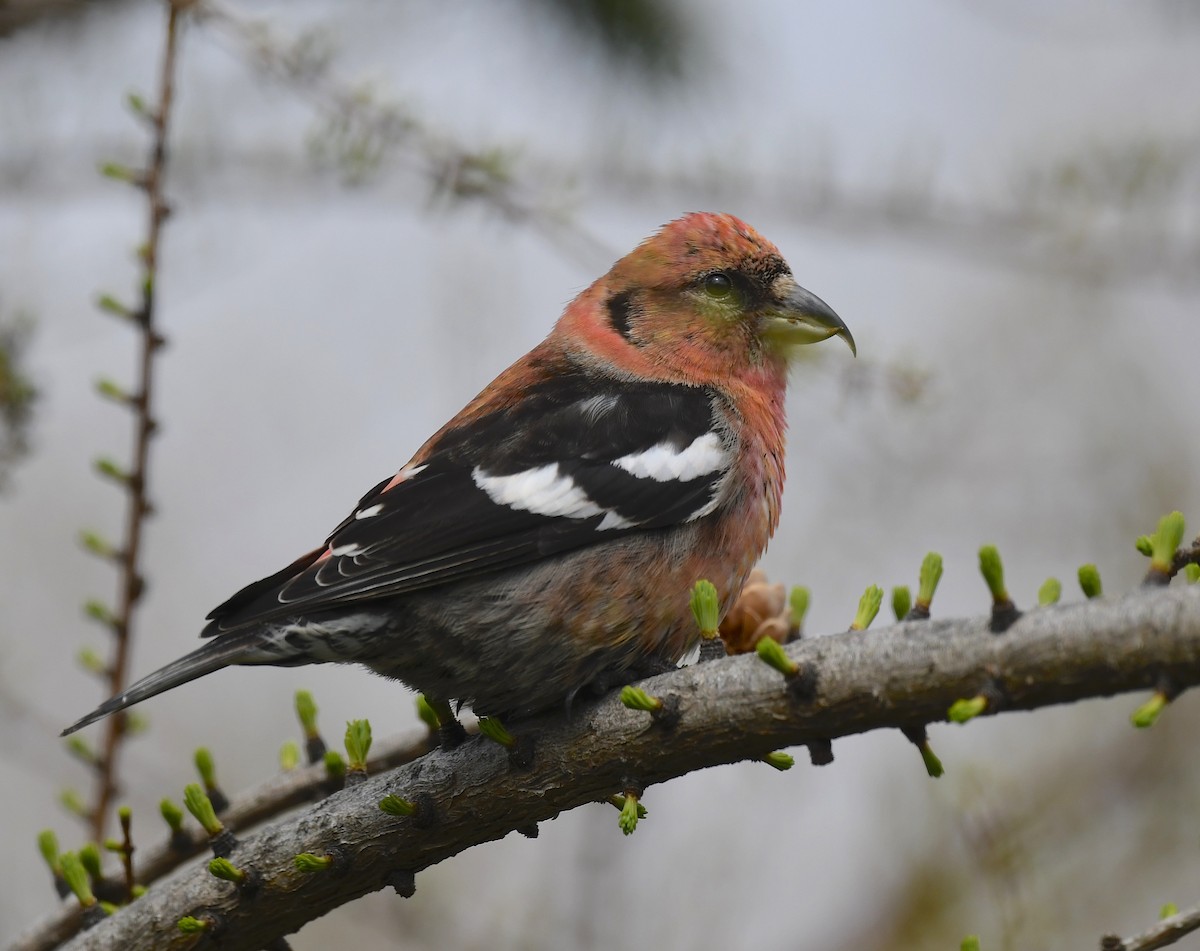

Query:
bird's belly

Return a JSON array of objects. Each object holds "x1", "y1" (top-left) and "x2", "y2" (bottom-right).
[{"x1": 352, "y1": 523, "x2": 759, "y2": 717}]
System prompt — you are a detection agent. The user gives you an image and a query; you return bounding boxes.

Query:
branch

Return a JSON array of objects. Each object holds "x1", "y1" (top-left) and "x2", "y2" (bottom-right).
[
  {"x1": 87, "y1": 0, "x2": 185, "y2": 841},
  {"x1": 13, "y1": 731, "x2": 434, "y2": 951},
  {"x1": 15, "y1": 585, "x2": 1200, "y2": 951},
  {"x1": 1101, "y1": 903, "x2": 1200, "y2": 951},
  {"x1": 194, "y1": 0, "x2": 1200, "y2": 290},
  {"x1": 192, "y1": 0, "x2": 617, "y2": 268},
  {"x1": 0, "y1": 308, "x2": 36, "y2": 488}
]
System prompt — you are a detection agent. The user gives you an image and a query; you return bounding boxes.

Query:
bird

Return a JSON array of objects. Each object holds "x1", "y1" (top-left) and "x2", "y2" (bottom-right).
[{"x1": 62, "y1": 212, "x2": 853, "y2": 737}]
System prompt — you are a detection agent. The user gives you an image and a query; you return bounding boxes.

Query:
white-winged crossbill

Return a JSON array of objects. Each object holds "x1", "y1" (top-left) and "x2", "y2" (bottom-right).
[{"x1": 63, "y1": 212, "x2": 853, "y2": 736}]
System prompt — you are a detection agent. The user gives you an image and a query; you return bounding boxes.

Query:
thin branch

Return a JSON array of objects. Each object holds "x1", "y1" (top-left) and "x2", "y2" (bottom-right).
[
  {"x1": 88, "y1": 0, "x2": 186, "y2": 842},
  {"x1": 1172, "y1": 538, "x2": 1200, "y2": 577},
  {"x1": 13, "y1": 731, "x2": 434, "y2": 951},
  {"x1": 136, "y1": 730, "x2": 433, "y2": 886},
  {"x1": 578, "y1": 155, "x2": 1200, "y2": 290},
  {"x1": 0, "y1": 309, "x2": 37, "y2": 487},
  {"x1": 13, "y1": 585, "x2": 1199, "y2": 951},
  {"x1": 188, "y1": 0, "x2": 1200, "y2": 290},
  {"x1": 192, "y1": 0, "x2": 618, "y2": 269},
  {"x1": 1101, "y1": 903, "x2": 1200, "y2": 951}
]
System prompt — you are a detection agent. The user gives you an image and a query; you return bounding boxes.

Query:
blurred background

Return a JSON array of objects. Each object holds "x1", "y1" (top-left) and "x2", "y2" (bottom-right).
[{"x1": 2, "y1": 1, "x2": 1199, "y2": 948}]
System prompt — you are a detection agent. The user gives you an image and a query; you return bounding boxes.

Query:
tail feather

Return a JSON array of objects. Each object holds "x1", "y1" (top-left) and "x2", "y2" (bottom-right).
[{"x1": 61, "y1": 633, "x2": 266, "y2": 736}]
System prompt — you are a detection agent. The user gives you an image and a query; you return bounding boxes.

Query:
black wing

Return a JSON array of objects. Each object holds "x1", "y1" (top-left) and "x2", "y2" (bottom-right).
[{"x1": 203, "y1": 367, "x2": 733, "y2": 635}]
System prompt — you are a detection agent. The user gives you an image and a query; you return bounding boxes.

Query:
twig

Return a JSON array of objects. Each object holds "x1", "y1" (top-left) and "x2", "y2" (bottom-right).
[
  {"x1": 1101, "y1": 903, "x2": 1200, "y2": 951},
  {"x1": 190, "y1": 0, "x2": 617, "y2": 269},
  {"x1": 117, "y1": 809, "x2": 135, "y2": 906},
  {"x1": 1171, "y1": 539, "x2": 1200, "y2": 579},
  {"x1": 136, "y1": 729, "x2": 432, "y2": 885},
  {"x1": 183, "y1": 0, "x2": 1200, "y2": 291},
  {"x1": 13, "y1": 730, "x2": 433, "y2": 951},
  {"x1": 14, "y1": 585, "x2": 1199, "y2": 951},
  {"x1": 90, "y1": 0, "x2": 185, "y2": 842},
  {"x1": 0, "y1": 311, "x2": 37, "y2": 486}
]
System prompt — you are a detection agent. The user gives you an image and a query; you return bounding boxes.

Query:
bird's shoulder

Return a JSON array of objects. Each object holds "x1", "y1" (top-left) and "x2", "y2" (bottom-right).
[{"x1": 202, "y1": 362, "x2": 740, "y2": 635}]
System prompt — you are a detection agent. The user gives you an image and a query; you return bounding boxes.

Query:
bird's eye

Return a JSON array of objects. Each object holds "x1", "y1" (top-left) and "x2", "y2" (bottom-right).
[{"x1": 703, "y1": 272, "x2": 734, "y2": 299}]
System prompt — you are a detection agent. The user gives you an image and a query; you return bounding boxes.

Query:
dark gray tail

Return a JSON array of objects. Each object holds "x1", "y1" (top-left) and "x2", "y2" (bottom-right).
[{"x1": 61, "y1": 633, "x2": 263, "y2": 736}]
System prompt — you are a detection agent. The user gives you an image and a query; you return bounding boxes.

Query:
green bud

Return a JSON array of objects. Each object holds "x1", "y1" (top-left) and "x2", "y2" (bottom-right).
[
  {"x1": 93, "y1": 457, "x2": 129, "y2": 483},
  {"x1": 948, "y1": 695, "x2": 988, "y2": 723},
  {"x1": 1037, "y1": 577, "x2": 1061, "y2": 606},
  {"x1": 79, "y1": 530, "x2": 116, "y2": 559},
  {"x1": 131, "y1": 884, "x2": 146, "y2": 899},
  {"x1": 103, "y1": 838, "x2": 124, "y2": 853},
  {"x1": 755, "y1": 635, "x2": 799, "y2": 677},
  {"x1": 619, "y1": 686, "x2": 663, "y2": 713},
  {"x1": 98, "y1": 161, "x2": 138, "y2": 183},
  {"x1": 917, "y1": 552, "x2": 944, "y2": 609},
  {"x1": 294, "y1": 852, "x2": 332, "y2": 872},
  {"x1": 1078, "y1": 564, "x2": 1102, "y2": 599},
  {"x1": 1185, "y1": 564, "x2": 1200, "y2": 584},
  {"x1": 95, "y1": 293, "x2": 132, "y2": 318},
  {"x1": 851, "y1": 585, "x2": 883, "y2": 630},
  {"x1": 1161, "y1": 903, "x2": 1179, "y2": 919},
  {"x1": 118, "y1": 805, "x2": 132, "y2": 825},
  {"x1": 1151, "y1": 511, "x2": 1186, "y2": 575},
  {"x1": 279, "y1": 740, "x2": 300, "y2": 771},
  {"x1": 182, "y1": 783, "x2": 223, "y2": 837},
  {"x1": 66, "y1": 736, "x2": 95, "y2": 764},
  {"x1": 477, "y1": 716, "x2": 515, "y2": 748},
  {"x1": 94, "y1": 378, "x2": 130, "y2": 403},
  {"x1": 60, "y1": 789, "x2": 88, "y2": 817},
  {"x1": 295, "y1": 690, "x2": 319, "y2": 737},
  {"x1": 788, "y1": 585, "x2": 811, "y2": 629},
  {"x1": 177, "y1": 916, "x2": 210, "y2": 934},
  {"x1": 891, "y1": 586, "x2": 911, "y2": 622},
  {"x1": 78, "y1": 843, "x2": 102, "y2": 879},
  {"x1": 918, "y1": 741, "x2": 944, "y2": 779},
  {"x1": 762, "y1": 751, "x2": 794, "y2": 771},
  {"x1": 607, "y1": 794, "x2": 648, "y2": 819},
  {"x1": 323, "y1": 750, "x2": 346, "y2": 780},
  {"x1": 423, "y1": 696, "x2": 455, "y2": 729},
  {"x1": 194, "y1": 747, "x2": 217, "y2": 788},
  {"x1": 207, "y1": 857, "x2": 245, "y2": 884},
  {"x1": 416, "y1": 695, "x2": 440, "y2": 732},
  {"x1": 83, "y1": 599, "x2": 117, "y2": 627},
  {"x1": 689, "y1": 579, "x2": 720, "y2": 636},
  {"x1": 1131, "y1": 692, "x2": 1168, "y2": 729},
  {"x1": 160, "y1": 798, "x2": 184, "y2": 831},
  {"x1": 76, "y1": 646, "x2": 107, "y2": 674},
  {"x1": 978, "y1": 545, "x2": 1008, "y2": 602},
  {"x1": 59, "y1": 852, "x2": 96, "y2": 907},
  {"x1": 343, "y1": 719, "x2": 373, "y2": 770},
  {"x1": 124, "y1": 710, "x2": 149, "y2": 735},
  {"x1": 961, "y1": 937, "x2": 981, "y2": 951},
  {"x1": 78, "y1": 845, "x2": 103, "y2": 878},
  {"x1": 37, "y1": 829, "x2": 60, "y2": 873},
  {"x1": 126, "y1": 91, "x2": 148, "y2": 116},
  {"x1": 618, "y1": 794, "x2": 641, "y2": 836},
  {"x1": 1135, "y1": 535, "x2": 1154, "y2": 557},
  {"x1": 379, "y1": 794, "x2": 418, "y2": 818}
]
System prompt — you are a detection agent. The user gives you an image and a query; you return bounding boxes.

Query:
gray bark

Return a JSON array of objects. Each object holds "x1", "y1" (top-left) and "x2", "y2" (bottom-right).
[{"x1": 14, "y1": 585, "x2": 1200, "y2": 951}]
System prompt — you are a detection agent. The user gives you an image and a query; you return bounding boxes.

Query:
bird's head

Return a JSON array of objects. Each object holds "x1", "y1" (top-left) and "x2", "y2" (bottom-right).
[{"x1": 559, "y1": 212, "x2": 854, "y2": 385}]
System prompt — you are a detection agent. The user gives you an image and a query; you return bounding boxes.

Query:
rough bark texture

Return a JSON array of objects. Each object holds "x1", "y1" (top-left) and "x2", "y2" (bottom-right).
[{"x1": 15, "y1": 585, "x2": 1200, "y2": 951}]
